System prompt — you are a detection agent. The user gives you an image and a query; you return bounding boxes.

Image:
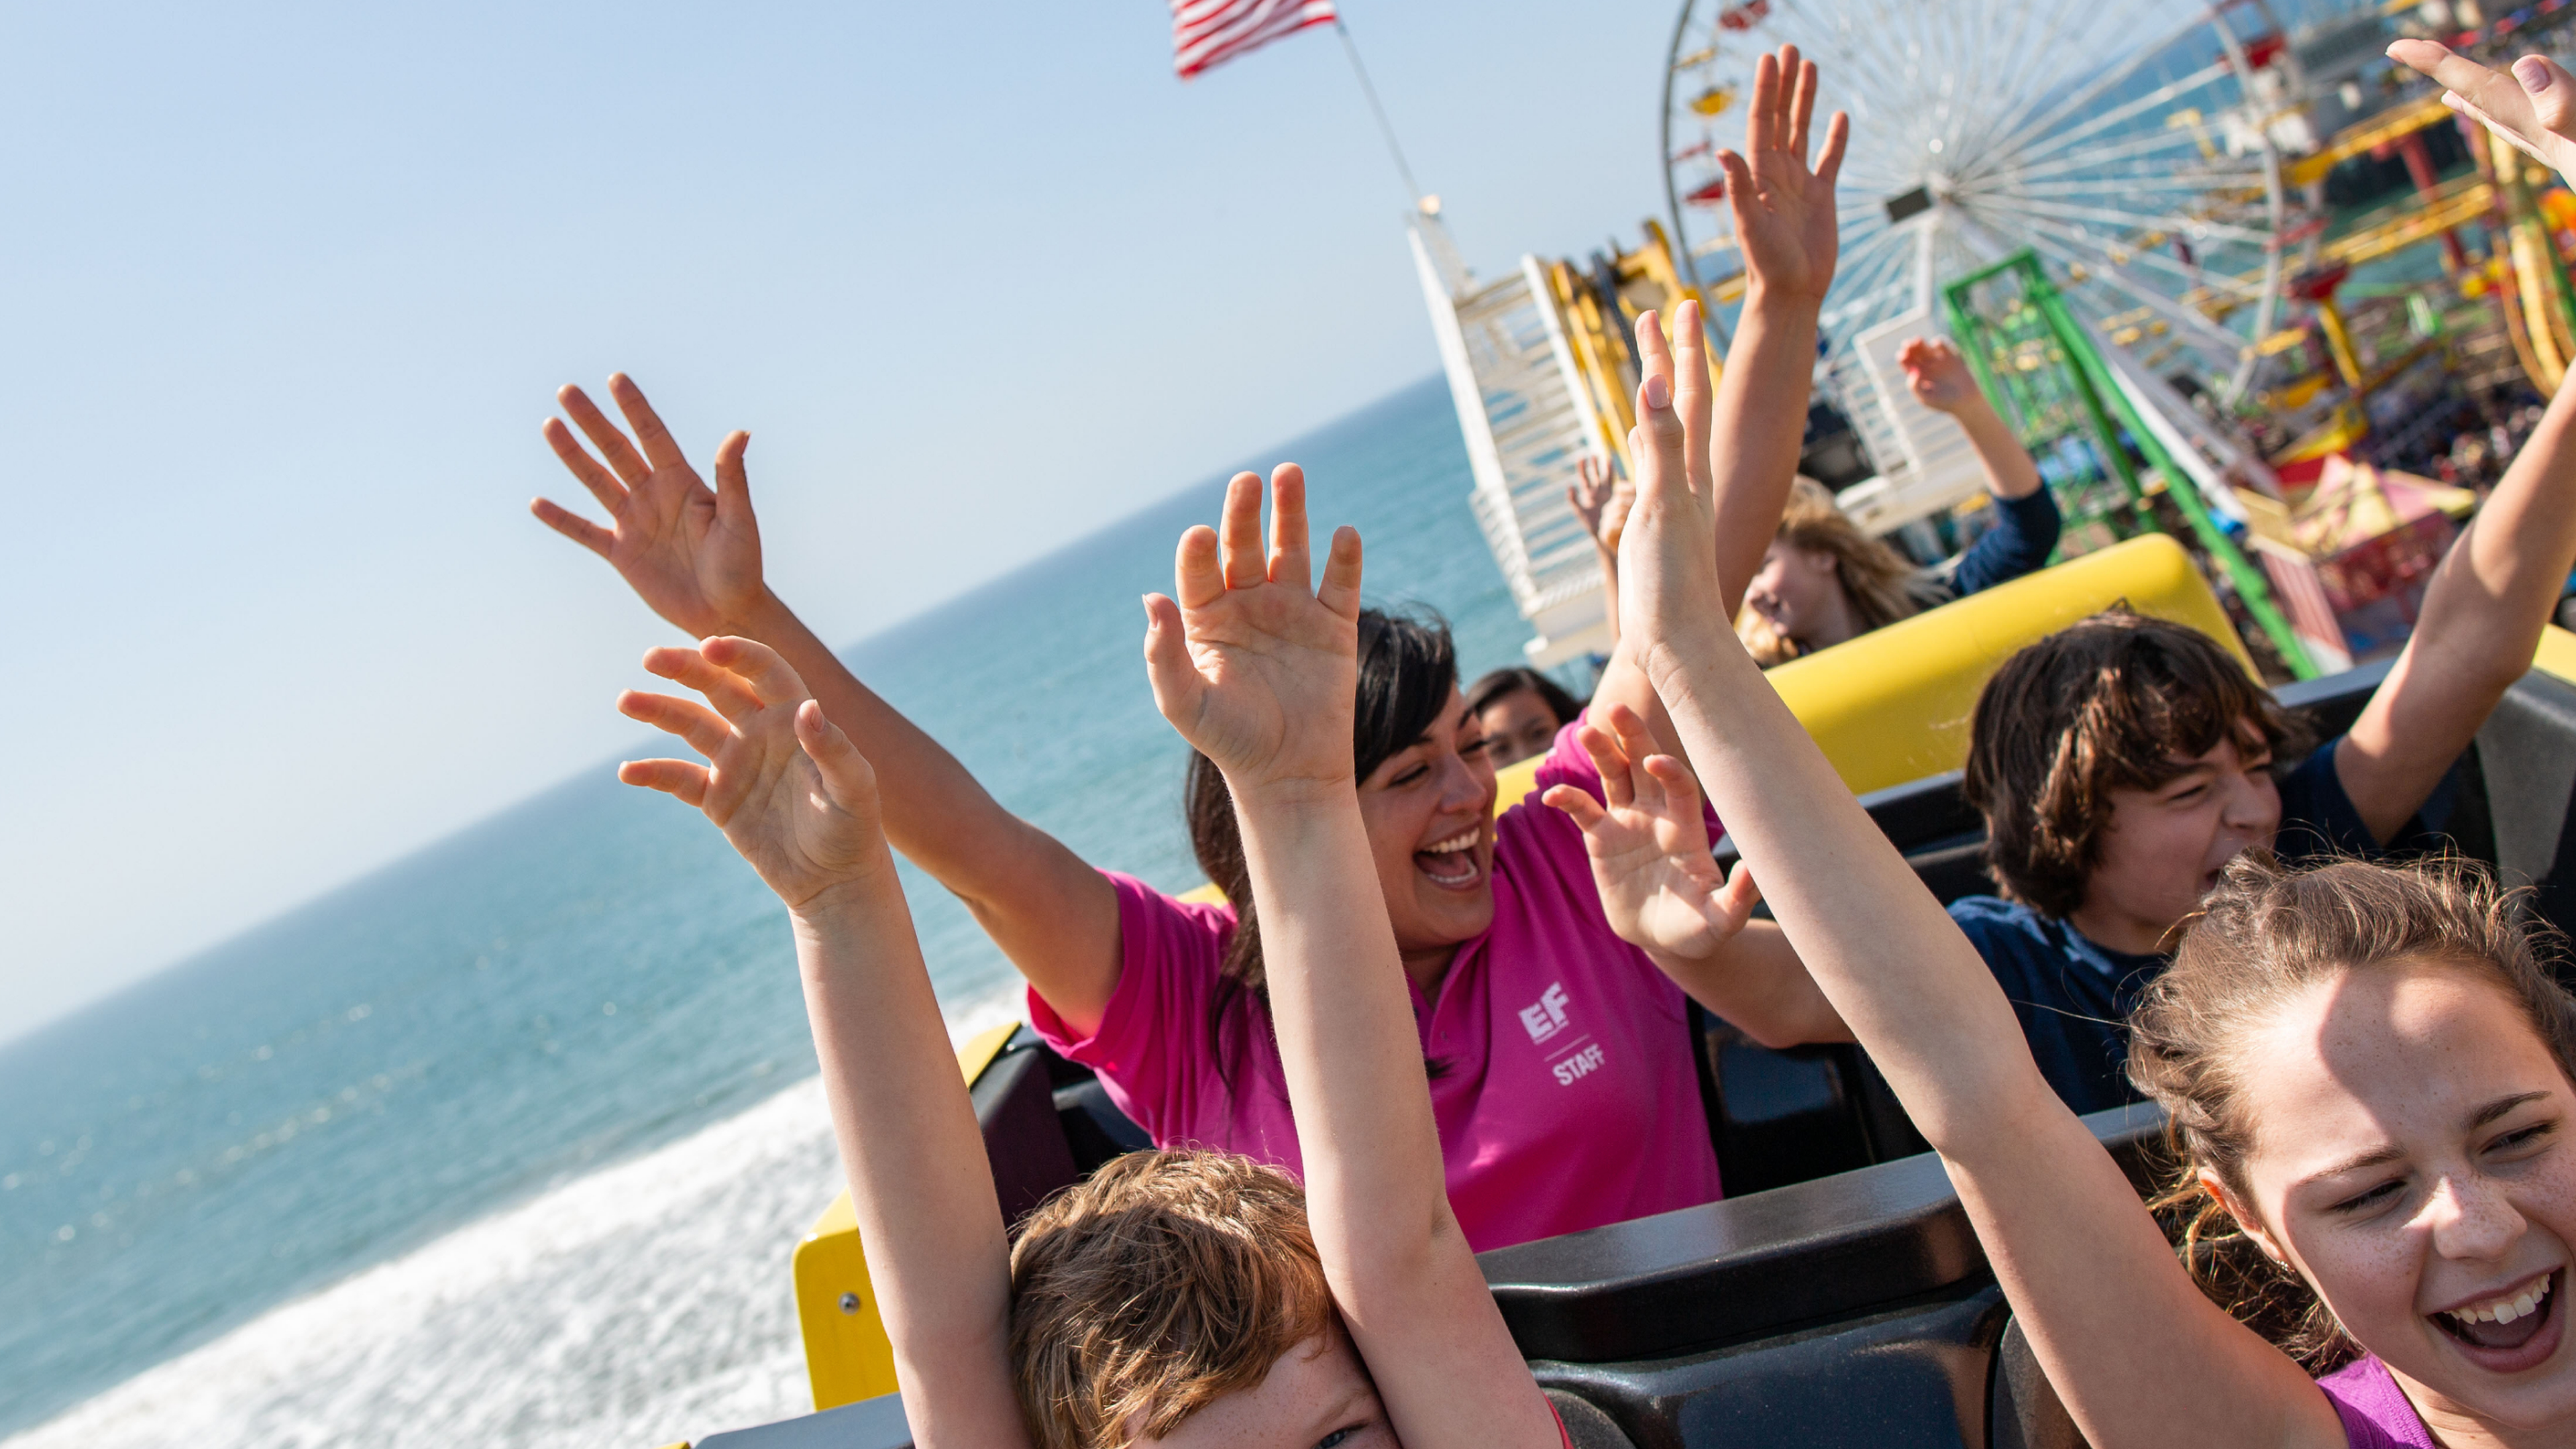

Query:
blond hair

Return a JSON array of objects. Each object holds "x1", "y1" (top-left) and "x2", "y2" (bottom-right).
[
  {"x1": 2127, "y1": 853, "x2": 2576, "y2": 1367},
  {"x1": 1008, "y1": 1150, "x2": 1333, "y2": 1448},
  {"x1": 1739, "y1": 478, "x2": 1942, "y2": 665}
]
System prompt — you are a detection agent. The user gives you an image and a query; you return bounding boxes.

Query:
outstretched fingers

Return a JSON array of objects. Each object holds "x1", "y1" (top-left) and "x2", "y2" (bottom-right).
[
  {"x1": 619, "y1": 689, "x2": 734, "y2": 760},
  {"x1": 1316, "y1": 525, "x2": 1364, "y2": 621},
  {"x1": 1140, "y1": 592, "x2": 1206, "y2": 728},
  {"x1": 643, "y1": 644, "x2": 766, "y2": 722},
  {"x1": 1541, "y1": 782, "x2": 1610, "y2": 833},
  {"x1": 619, "y1": 757, "x2": 710, "y2": 808},
  {"x1": 1218, "y1": 472, "x2": 1266, "y2": 590},
  {"x1": 1785, "y1": 49, "x2": 1814, "y2": 160},
  {"x1": 1815, "y1": 109, "x2": 1849, "y2": 187},
  {"x1": 1628, "y1": 309, "x2": 1692, "y2": 508},
  {"x1": 608, "y1": 373, "x2": 690, "y2": 475},
  {"x1": 712, "y1": 430, "x2": 753, "y2": 527},
  {"x1": 542, "y1": 416, "x2": 629, "y2": 517},
  {"x1": 1574, "y1": 720, "x2": 1638, "y2": 811},
  {"x1": 1670, "y1": 299, "x2": 1713, "y2": 483},
  {"x1": 1746, "y1": 50, "x2": 1780, "y2": 158},
  {"x1": 1174, "y1": 525, "x2": 1224, "y2": 611},
  {"x1": 792, "y1": 700, "x2": 875, "y2": 813},
  {"x1": 558, "y1": 384, "x2": 653, "y2": 486},
  {"x1": 1267, "y1": 463, "x2": 1311, "y2": 593},
  {"x1": 702, "y1": 635, "x2": 809, "y2": 707},
  {"x1": 530, "y1": 496, "x2": 614, "y2": 557}
]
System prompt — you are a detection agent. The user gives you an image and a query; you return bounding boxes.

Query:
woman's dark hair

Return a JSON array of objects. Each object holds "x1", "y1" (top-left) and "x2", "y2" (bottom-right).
[
  {"x1": 2129, "y1": 852, "x2": 2576, "y2": 1368},
  {"x1": 1185, "y1": 607, "x2": 1458, "y2": 999},
  {"x1": 1463, "y1": 667, "x2": 1582, "y2": 735},
  {"x1": 1964, "y1": 607, "x2": 2302, "y2": 920}
]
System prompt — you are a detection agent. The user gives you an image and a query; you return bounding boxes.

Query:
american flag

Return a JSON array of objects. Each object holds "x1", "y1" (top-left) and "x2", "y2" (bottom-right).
[{"x1": 1172, "y1": 0, "x2": 1338, "y2": 80}]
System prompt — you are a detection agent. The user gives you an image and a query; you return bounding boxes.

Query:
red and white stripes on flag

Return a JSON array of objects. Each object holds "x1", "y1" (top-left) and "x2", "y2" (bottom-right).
[{"x1": 1172, "y1": 0, "x2": 1338, "y2": 79}]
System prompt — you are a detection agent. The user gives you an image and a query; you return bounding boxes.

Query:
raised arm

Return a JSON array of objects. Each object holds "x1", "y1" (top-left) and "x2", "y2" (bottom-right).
[
  {"x1": 1542, "y1": 704, "x2": 1849, "y2": 1048},
  {"x1": 1567, "y1": 453, "x2": 1630, "y2": 646},
  {"x1": 1706, "y1": 44, "x2": 1849, "y2": 614},
  {"x1": 1901, "y1": 337, "x2": 2059, "y2": 594},
  {"x1": 618, "y1": 637, "x2": 1029, "y2": 1449},
  {"x1": 2351, "y1": 44, "x2": 2576, "y2": 846},
  {"x1": 1610, "y1": 332, "x2": 2343, "y2": 1449},
  {"x1": 1140, "y1": 468, "x2": 1557, "y2": 1449},
  {"x1": 535, "y1": 378, "x2": 1120, "y2": 1030}
]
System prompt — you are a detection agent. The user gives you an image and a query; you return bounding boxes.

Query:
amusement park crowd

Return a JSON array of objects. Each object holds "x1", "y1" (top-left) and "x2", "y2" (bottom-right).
[{"x1": 531, "y1": 36, "x2": 2576, "y2": 1449}]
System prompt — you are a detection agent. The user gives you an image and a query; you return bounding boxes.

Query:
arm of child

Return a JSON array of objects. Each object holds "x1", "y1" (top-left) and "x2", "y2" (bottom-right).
[
  {"x1": 2354, "y1": 45, "x2": 2576, "y2": 845},
  {"x1": 1542, "y1": 704, "x2": 1850, "y2": 1047},
  {"x1": 1567, "y1": 454, "x2": 1628, "y2": 646},
  {"x1": 1141, "y1": 468, "x2": 1560, "y2": 1449},
  {"x1": 535, "y1": 378, "x2": 1122, "y2": 1033},
  {"x1": 1607, "y1": 319, "x2": 2347, "y2": 1449},
  {"x1": 1587, "y1": 50, "x2": 1845, "y2": 755},
  {"x1": 617, "y1": 637, "x2": 1029, "y2": 1449},
  {"x1": 1901, "y1": 337, "x2": 2060, "y2": 596}
]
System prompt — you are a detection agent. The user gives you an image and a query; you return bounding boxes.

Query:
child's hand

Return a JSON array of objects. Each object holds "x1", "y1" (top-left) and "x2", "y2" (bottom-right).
[
  {"x1": 534, "y1": 375, "x2": 768, "y2": 640},
  {"x1": 1143, "y1": 466, "x2": 1366, "y2": 800},
  {"x1": 1544, "y1": 704, "x2": 1759, "y2": 961},
  {"x1": 2390, "y1": 40, "x2": 2576, "y2": 188},
  {"x1": 617, "y1": 637, "x2": 888, "y2": 911},
  {"x1": 1566, "y1": 454, "x2": 1634, "y2": 551},
  {"x1": 1898, "y1": 337, "x2": 1983, "y2": 415},
  {"x1": 1619, "y1": 302, "x2": 1730, "y2": 664},
  {"x1": 1713, "y1": 45, "x2": 1850, "y2": 305}
]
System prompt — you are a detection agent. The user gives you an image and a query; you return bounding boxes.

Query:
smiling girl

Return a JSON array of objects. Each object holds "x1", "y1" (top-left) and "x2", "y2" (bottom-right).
[{"x1": 1572, "y1": 178, "x2": 2576, "y2": 1443}]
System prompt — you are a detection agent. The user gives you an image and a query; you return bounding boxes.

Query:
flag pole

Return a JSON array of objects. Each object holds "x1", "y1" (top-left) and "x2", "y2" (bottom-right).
[{"x1": 1332, "y1": 17, "x2": 1424, "y2": 210}]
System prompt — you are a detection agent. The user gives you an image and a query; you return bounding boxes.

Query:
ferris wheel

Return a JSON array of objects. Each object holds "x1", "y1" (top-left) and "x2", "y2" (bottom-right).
[{"x1": 1662, "y1": 0, "x2": 2305, "y2": 405}]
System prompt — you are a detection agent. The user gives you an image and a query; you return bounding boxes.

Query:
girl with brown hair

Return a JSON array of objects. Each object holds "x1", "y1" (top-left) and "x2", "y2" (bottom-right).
[{"x1": 1562, "y1": 134, "x2": 2576, "y2": 1436}]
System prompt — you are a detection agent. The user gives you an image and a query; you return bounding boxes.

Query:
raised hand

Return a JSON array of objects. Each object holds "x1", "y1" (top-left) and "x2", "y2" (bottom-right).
[
  {"x1": 1714, "y1": 45, "x2": 1851, "y2": 304},
  {"x1": 1142, "y1": 465, "x2": 1366, "y2": 797},
  {"x1": 618, "y1": 637, "x2": 888, "y2": 910},
  {"x1": 1622, "y1": 303, "x2": 1728, "y2": 651},
  {"x1": 1899, "y1": 337, "x2": 1983, "y2": 415},
  {"x1": 534, "y1": 375, "x2": 767, "y2": 639},
  {"x1": 1566, "y1": 453, "x2": 1634, "y2": 551},
  {"x1": 1544, "y1": 704, "x2": 1757, "y2": 961},
  {"x1": 2390, "y1": 41, "x2": 2576, "y2": 185}
]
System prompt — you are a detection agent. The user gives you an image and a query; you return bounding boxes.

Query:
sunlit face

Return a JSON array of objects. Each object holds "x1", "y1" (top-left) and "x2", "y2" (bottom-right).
[
  {"x1": 1475, "y1": 687, "x2": 1563, "y2": 771},
  {"x1": 2073, "y1": 728, "x2": 2281, "y2": 953},
  {"x1": 1144, "y1": 1324, "x2": 1396, "y2": 1449},
  {"x1": 2229, "y1": 963, "x2": 2576, "y2": 1434},
  {"x1": 1743, "y1": 540, "x2": 1847, "y2": 649},
  {"x1": 1357, "y1": 687, "x2": 1498, "y2": 963}
]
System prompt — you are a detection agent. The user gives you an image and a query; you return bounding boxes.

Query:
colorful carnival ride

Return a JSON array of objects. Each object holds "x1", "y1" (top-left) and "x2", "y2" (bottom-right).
[{"x1": 647, "y1": 5, "x2": 2576, "y2": 1446}]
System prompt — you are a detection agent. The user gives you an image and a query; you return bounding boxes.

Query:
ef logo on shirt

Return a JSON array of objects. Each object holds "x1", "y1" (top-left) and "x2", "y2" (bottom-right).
[{"x1": 1517, "y1": 983, "x2": 1570, "y2": 1044}]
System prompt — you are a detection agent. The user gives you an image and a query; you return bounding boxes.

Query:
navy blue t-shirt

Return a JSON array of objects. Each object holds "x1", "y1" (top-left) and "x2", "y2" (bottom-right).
[{"x1": 1950, "y1": 735, "x2": 2459, "y2": 1116}]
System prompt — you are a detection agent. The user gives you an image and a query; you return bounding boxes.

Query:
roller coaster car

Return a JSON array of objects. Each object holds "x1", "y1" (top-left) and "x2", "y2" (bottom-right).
[{"x1": 695, "y1": 655, "x2": 2576, "y2": 1449}]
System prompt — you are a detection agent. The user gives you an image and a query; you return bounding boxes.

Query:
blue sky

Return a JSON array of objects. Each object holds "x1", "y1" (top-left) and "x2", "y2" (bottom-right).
[{"x1": 0, "y1": 0, "x2": 1684, "y2": 1040}]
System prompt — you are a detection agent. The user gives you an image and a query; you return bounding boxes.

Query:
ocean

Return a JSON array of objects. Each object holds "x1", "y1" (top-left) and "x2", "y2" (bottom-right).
[{"x1": 0, "y1": 374, "x2": 1542, "y2": 1448}]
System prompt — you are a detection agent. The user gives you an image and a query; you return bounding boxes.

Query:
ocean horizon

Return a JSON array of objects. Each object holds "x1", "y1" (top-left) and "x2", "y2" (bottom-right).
[{"x1": 0, "y1": 371, "x2": 1552, "y2": 1447}]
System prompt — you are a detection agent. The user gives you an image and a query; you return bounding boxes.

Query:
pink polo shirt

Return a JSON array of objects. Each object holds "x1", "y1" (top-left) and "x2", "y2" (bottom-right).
[{"x1": 1028, "y1": 720, "x2": 1726, "y2": 1252}]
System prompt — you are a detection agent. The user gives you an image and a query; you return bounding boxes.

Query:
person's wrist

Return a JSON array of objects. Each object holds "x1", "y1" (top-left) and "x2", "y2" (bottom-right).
[
  {"x1": 787, "y1": 861, "x2": 901, "y2": 932},
  {"x1": 1743, "y1": 277, "x2": 1829, "y2": 313},
  {"x1": 718, "y1": 585, "x2": 792, "y2": 641}
]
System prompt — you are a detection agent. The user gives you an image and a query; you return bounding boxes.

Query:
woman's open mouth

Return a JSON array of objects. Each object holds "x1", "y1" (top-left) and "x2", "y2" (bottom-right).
[
  {"x1": 2433, "y1": 1269, "x2": 2565, "y2": 1373},
  {"x1": 1414, "y1": 828, "x2": 1483, "y2": 891}
]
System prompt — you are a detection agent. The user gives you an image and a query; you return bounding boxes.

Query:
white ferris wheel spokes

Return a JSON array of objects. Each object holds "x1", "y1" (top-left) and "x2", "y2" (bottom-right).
[{"x1": 1662, "y1": 0, "x2": 2294, "y2": 403}]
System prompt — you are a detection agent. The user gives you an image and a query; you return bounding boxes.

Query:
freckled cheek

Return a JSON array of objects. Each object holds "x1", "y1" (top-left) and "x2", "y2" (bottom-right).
[{"x1": 2292, "y1": 1226, "x2": 2430, "y2": 1334}]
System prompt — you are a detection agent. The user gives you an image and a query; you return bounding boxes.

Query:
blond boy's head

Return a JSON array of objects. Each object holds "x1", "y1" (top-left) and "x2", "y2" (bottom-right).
[{"x1": 1008, "y1": 1150, "x2": 1338, "y2": 1449}]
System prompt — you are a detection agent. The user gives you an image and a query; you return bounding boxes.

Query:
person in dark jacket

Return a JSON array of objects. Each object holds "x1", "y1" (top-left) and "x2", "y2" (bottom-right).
[{"x1": 1738, "y1": 337, "x2": 2059, "y2": 665}]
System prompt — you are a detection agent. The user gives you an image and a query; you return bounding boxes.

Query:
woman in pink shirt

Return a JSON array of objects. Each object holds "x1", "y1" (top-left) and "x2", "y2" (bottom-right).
[{"x1": 532, "y1": 48, "x2": 1847, "y2": 1251}]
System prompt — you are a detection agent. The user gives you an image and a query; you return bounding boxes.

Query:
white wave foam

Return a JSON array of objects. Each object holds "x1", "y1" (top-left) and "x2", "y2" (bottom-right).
[{"x1": 7, "y1": 998, "x2": 1032, "y2": 1449}]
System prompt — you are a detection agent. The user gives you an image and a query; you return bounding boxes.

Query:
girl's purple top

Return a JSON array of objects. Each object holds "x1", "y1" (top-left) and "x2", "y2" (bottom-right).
[{"x1": 2317, "y1": 1356, "x2": 2435, "y2": 1449}]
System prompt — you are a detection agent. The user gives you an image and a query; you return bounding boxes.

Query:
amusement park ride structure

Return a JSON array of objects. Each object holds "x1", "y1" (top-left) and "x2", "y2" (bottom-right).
[{"x1": 1423, "y1": 0, "x2": 2576, "y2": 672}]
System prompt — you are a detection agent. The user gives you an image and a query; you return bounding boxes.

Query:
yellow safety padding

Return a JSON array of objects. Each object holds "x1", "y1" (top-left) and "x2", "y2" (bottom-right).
[
  {"x1": 2532, "y1": 623, "x2": 2576, "y2": 686},
  {"x1": 794, "y1": 1020, "x2": 1022, "y2": 1412},
  {"x1": 1766, "y1": 534, "x2": 2250, "y2": 797}
]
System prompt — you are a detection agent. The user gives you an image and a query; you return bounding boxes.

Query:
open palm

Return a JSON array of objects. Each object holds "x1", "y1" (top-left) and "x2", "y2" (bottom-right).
[
  {"x1": 1717, "y1": 46, "x2": 1851, "y2": 304},
  {"x1": 1143, "y1": 465, "x2": 1365, "y2": 794},
  {"x1": 1544, "y1": 705, "x2": 1755, "y2": 961},
  {"x1": 533, "y1": 374, "x2": 766, "y2": 639},
  {"x1": 619, "y1": 637, "x2": 887, "y2": 910},
  {"x1": 1899, "y1": 337, "x2": 1980, "y2": 415}
]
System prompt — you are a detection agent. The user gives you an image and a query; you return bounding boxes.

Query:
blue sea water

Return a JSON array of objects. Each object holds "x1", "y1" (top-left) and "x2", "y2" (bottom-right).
[{"x1": 0, "y1": 374, "x2": 1542, "y2": 1448}]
